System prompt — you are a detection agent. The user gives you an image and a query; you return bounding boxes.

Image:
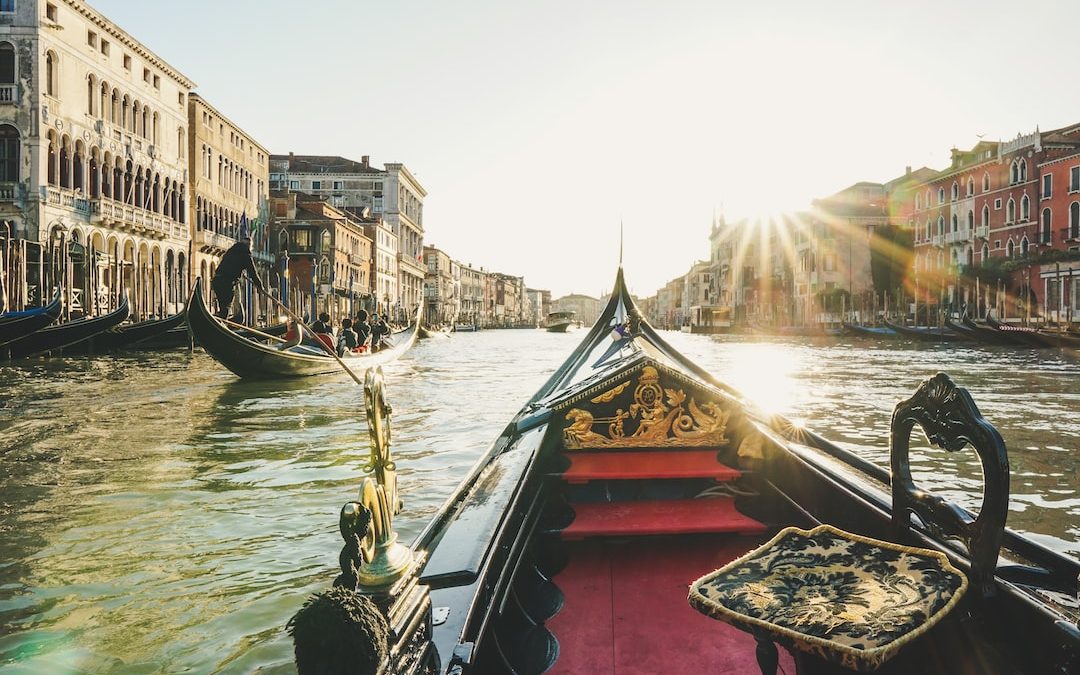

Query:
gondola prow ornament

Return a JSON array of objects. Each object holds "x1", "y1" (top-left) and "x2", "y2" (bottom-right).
[{"x1": 289, "y1": 367, "x2": 433, "y2": 675}]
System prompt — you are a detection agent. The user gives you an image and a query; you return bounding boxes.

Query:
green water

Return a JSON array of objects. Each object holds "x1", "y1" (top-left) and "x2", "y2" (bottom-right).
[{"x1": 0, "y1": 331, "x2": 1076, "y2": 673}]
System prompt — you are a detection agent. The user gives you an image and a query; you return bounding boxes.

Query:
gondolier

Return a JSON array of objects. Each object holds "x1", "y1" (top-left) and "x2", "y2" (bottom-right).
[{"x1": 211, "y1": 224, "x2": 264, "y2": 321}]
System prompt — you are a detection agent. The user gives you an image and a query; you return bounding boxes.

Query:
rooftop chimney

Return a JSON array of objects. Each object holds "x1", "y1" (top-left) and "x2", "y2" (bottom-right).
[
  {"x1": 905, "y1": 165, "x2": 912, "y2": 175},
  {"x1": 361, "y1": 155, "x2": 370, "y2": 168}
]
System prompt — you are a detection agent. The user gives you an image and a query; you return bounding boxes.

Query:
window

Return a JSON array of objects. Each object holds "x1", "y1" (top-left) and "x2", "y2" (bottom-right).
[
  {"x1": 1071, "y1": 166, "x2": 1080, "y2": 192},
  {"x1": 951, "y1": 214, "x2": 958, "y2": 232},
  {"x1": 1041, "y1": 208, "x2": 1052, "y2": 244},
  {"x1": 981, "y1": 243, "x2": 989, "y2": 261},
  {"x1": 1006, "y1": 198, "x2": 1015, "y2": 223},
  {"x1": 1020, "y1": 194, "x2": 1030, "y2": 221},
  {"x1": 123, "y1": 54, "x2": 131, "y2": 70},
  {"x1": 1071, "y1": 202, "x2": 1080, "y2": 239},
  {"x1": 153, "y1": 75, "x2": 159, "y2": 89},
  {"x1": 1042, "y1": 174, "x2": 1052, "y2": 199},
  {"x1": 938, "y1": 188, "x2": 944, "y2": 204},
  {"x1": 311, "y1": 180, "x2": 321, "y2": 190},
  {"x1": 994, "y1": 198, "x2": 1002, "y2": 210},
  {"x1": 177, "y1": 92, "x2": 184, "y2": 106},
  {"x1": 982, "y1": 173, "x2": 990, "y2": 192},
  {"x1": 0, "y1": 42, "x2": 14, "y2": 85},
  {"x1": 981, "y1": 205, "x2": 989, "y2": 228},
  {"x1": 914, "y1": 194, "x2": 921, "y2": 210},
  {"x1": 320, "y1": 229, "x2": 331, "y2": 253},
  {"x1": 289, "y1": 180, "x2": 299, "y2": 190},
  {"x1": 995, "y1": 240, "x2": 1001, "y2": 249},
  {"x1": 333, "y1": 180, "x2": 343, "y2": 190},
  {"x1": 937, "y1": 216, "x2": 944, "y2": 236},
  {"x1": 0, "y1": 124, "x2": 19, "y2": 181},
  {"x1": 293, "y1": 229, "x2": 311, "y2": 251},
  {"x1": 100, "y1": 39, "x2": 109, "y2": 56},
  {"x1": 44, "y1": 50, "x2": 56, "y2": 97},
  {"x1": 46, "y1": 3, "x2": 56, "y2": 22},
  {"x1": 0, "y1": 1, "x2": 14, "y2": 13},
  {"x1": 87, "y1": 30, "x2": 97, "y2": 48},
  {"x1": 966, "y1": 178, "x2": 974, "y2": 196},
  {"x1": 966, "y1": 210, "x2": 973, "y2": 230},
  {"x1": 143, "y1": 67, "x2": 151, "y2": 84},
  {"x1": 1020, "y1": 237, "x2": 1029, "y2": 256},
  {"x1": 951, "y1": 182, "x2": 958, "y2": 201},
  {"x1": 1020, "y1": 160, "x2": 1027, "y2": 181},
  {"x1": 1007, "y1": 240, "x2": 1015, "y2": 257}
]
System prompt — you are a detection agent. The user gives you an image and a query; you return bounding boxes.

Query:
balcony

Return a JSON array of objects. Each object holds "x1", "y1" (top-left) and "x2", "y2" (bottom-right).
[
  {"x1": 348, "y1": 253, "x2": 365, "y2": 265},
  {"x1": 1061, "y1": 227, "x2": 1080, "y2": 243},
  {"x1": 944, "y1": 231, "x2": 965, "y2": 244},
  {"x1": 0, "y1": 84, "x2": 15, "y2": 104},
  {"x1": 975, "y1": 225, "x2": 990, "y2": 239},
  {"x1": 350, "y1": 282, "x2": 368, "y2": 294},
  {"x1": 194, "y1": 228, "x2": 235, "y2": 253},
  {"x1": 0, "y1": 182, "x2": 17, "y2": 201},
  {"x1": 931, "y1": 234, "x2": 944, "y2": 247},
  {"x1": 91, "y1": 196, "x2": 184, "y2": 240},
  {"x1": 43, "y1": 186, "x2": 90, "y2": 215}
]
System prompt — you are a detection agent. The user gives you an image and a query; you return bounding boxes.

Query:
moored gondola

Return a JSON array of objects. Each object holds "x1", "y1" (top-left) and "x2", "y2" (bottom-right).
[
  {"x1": 187, "y1": 277, "x2": 420, "y2": 379},
  {"x1": 4, "y1": 294, "x2": 130, "y2": 359},
  {"x1": 984, "y1": 314, "x2": 1080, "y2": 348},
  {"x1": 955, "y1": 315, "x2": 1028, "y2": 346},
  {"x1": 0, "y1": 289, "x2": 62, "y2": 348},
  {"x1": 67, "y1": 308, "x2": 188, "y2": 354},
  {"x1": 883, "y1": 319, "x2": 969, "y2": 342},
  {"x1": 289, "y1": 267, "x2": 1080, "y2": 675}
]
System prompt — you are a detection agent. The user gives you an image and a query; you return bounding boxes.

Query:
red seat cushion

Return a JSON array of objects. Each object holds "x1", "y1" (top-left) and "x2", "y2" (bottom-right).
[
  {"x1": 562, "y1": 498, "x2": 765, "y2": 540},
  {"x1": 562, "y1": 450, "x2": 740, "y2": 483}
]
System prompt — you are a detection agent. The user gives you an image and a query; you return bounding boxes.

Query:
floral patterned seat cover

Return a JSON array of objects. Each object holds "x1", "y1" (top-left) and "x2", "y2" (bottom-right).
[{"x1": 688, "y1": 524, "x2": 967, "y2": 672}]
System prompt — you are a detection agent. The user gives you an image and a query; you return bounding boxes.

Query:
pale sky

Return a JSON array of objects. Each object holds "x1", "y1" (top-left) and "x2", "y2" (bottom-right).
[{"x1": 93, "y1": 0, "x2": 1080, "y2": 298}]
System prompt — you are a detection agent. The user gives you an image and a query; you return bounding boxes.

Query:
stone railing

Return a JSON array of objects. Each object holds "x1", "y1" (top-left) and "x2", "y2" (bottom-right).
[
  {"x1": 90, "y1": 196, "x2": 181, "y2": 240},
  {"x1": 43, "y1": 186, "x2": 90, "y2": 214},
  {"x1": 975, "y1": 225, "x2": 990, "y2": 239},
  {"x1": 931, "y1": 234, "x2": 944, "y2": 247},
  {"x1": 0, "y1": 182, "x2": 16, "y2": 201},
  {"x1": 944, "y1": 231, "x2": 966, "y2": 244},
  {"x1": 194, "y1": 228, "x2": 235, "y2": 252},
  {"x1": 0, "y1": 84, "x2": 15, "y2": 104}
]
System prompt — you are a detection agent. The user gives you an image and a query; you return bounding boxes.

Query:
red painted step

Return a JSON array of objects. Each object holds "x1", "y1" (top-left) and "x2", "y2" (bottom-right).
[
  {"x1": 561, "y1": 450, "x2": 741, "y2": 484},
  {"x1": 561, "y1": 498, "x2": 766, "y2": 540}
]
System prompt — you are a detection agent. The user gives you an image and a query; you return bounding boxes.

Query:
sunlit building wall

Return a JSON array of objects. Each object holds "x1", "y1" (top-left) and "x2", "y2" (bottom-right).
[{"x1": 0, "y1": 0, "x2": 194, "y2": 318}]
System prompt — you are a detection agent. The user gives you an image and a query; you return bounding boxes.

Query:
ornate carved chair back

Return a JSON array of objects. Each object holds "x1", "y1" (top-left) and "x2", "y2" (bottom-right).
[{"x1": 890, "y1": 372, "x2": 1010, "y2": 599}]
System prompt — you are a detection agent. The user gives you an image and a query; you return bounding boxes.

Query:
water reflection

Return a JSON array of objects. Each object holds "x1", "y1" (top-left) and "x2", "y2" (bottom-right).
[{"x1": 0, "y1": 330, "x2": 1076, "y2": 673}]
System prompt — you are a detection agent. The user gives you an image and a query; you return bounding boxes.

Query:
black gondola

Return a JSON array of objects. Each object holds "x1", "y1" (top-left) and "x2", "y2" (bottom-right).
[
  {"x1": 984, "y1": 314, "x2": 1080, "y2": 348},
  {"x1": 960, "y1": 314, "x2": 1035, "y2": 346},
  {"x1": 0, "y1": 289, "x2": 63, "y2": 348},
  {"x1": 4, "y1": 294, "x2": 130, "y2": 358},
  {"x1": 288, "y1": 266, "x2": 1080, "y2": 675},
  {"x1": 67, "y1": 309, "x2": 188, "y2": 354},
  {"x1": 187, "y1": 277, "x2": 420, "y2": 379},
  {"x1": 883, "y1": 320, "x2": 968, "y2": 342}
]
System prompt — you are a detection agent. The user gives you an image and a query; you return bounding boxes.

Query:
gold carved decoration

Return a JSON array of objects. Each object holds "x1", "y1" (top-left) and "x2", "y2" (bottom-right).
[{"x1": 563, "y1": 365, "x2": 731, "y2": 449}]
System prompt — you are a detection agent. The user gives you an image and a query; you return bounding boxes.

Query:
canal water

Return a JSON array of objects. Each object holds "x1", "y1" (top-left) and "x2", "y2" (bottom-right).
[{"x1": 0, "y1": 330, "x2": 1077, "y2": 673}]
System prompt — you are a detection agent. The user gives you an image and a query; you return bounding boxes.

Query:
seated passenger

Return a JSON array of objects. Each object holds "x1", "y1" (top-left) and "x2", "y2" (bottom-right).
[
  {"x1": 353, "y1": 310, "x2": 372, "y2": 348},
  {"x1": 337, "y1": 318, "x2": 363, "y2": 356},
  {"x1": 279, "y1": 319, "x2": 302, "y2": 351}
]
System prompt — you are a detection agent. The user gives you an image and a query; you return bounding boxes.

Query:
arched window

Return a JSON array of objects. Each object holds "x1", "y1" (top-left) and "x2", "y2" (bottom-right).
[
  {"x1": 966, "y1": 247, "x2": 973, "y2": 266},
  {"x1": 320, "y1": 229, "x2": 331, "y2": 253},
  {"x1": 278, "y1": 230, "x2": 288, "y2": 252},
  {"x1": 1020, "y1": 237, "x2": 1029, "y2": 256},
  {"x1": 0, "y1": 124, "x2": 19, "y2": 182},
  {"x1": 966, "y1": 210, "x2": 974, "y2": 230},
  {"x1": 1006, "y1": 198, "x2": 1015, "y2": 223},
  {"x1": 950, "y1": 214, "x2": 957, "y2": 232},
  {"x1": 86, "y1": 75, "x2": 95, "y2": 115},
  {"x1": 937, "y1": 216, "x2": 944, "y2": 236},
  {"x1": 1070, "y1": 202, "x2": 1080, "y2": 239},
  {"x1": 177, "y1": 128, "x2": 184, "y2": 159},
  {"x1": 0, "y1": 42, "x2": 14, "y2": 86},
  {"x1": 914, "y1": 193, "x2": 921, "y2": 210},
  {"x1": 925, "y1": 220, "x2": 931, "y2": 239},
  {"x1": 1041, "y1": 208, "x2": 1052, "y2": 244},
  {"x1": 951, "y1": 182, "x2": 959, "y2": 201},
  {"x1": 1010, "y1": 161, "x2": 1019, "y2": 184},
  {"x1": 938, "y1": 187, "x2": 945, "y2": 204},
  {"x1": 318, "y1": 257, "x2": 330, "y2": 283},
  {"x1": 981, "y1": 243, "x2": 989, "y2": 263},
  {"x1": 966, "y1": 177, "x2": 974, "y2": 196},
  {"x1": 1020, "y1": 160, "x2": 1027, "y2": 181},
  {"x1": 982, "y1": 205, "x2": 989, "y2": 228},
  {"x1": 1007, "y1": 240, "x2": 1015, "y2": 258},
  {"x1": 1020, "y1": 194, "x2": 1030, "y2": 221},
  {"x1": 982, "y1": 173, "x2": 990, "y2": 192},
  {"x1": 45, "y1": 50, "x2": 57, "y2": 97},
  {"x1": 152, "y1": 112, "x2": 158, "y2": 144}
]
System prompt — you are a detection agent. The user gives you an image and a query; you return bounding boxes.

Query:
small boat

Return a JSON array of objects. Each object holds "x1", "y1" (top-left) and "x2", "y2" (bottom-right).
[
  {"x1": 842, "y1": 322, "x2": 900, "y2": 339},
  {"x1": 545, "y1": 310, "x2": 577, "y2": 332},
  {"x1": 0, "y1": 289, "x2": 63, "y2": 348},
  {"x1": 454, "y1": 322, "x2": 480, "y2": 332},
  {"x1": 187, "y1": 277, "x2": 420, "y2": 379},
  {"x1": 961, "y1": 315, "x2": 1034, "y2": 347},
  {"x1": 288, "y1": 266, "x2": 1079, "y2": 675},
  {"x1": 884, "y1": 320, "x2": 968, "y2": 342},
  {"x1": 4, "y1": 295, "x2": 130, "y2": 358}
]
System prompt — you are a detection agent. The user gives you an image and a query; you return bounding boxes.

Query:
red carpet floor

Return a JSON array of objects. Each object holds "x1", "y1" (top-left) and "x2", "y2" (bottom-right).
[
  {"x1": 547, "y1": 534, "x2": 795, "y2": 674},
  {"x1": 561, "y1": 498, "x2": 767, "y2": 539}
]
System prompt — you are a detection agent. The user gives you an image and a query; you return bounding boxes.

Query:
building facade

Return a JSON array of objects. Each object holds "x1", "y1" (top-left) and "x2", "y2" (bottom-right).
[
  {"x1": 0, "y1": 0, "x2": 194, "y2": 319},
  {"x1": 188, "y1": 93, "x2": 270, "y2": 319},
  {"x1": 422, "y1": 244, "x2": 457, "y2": 325},
  {"x1": 456, "y1": 261, "x2": 485, "y2": 327}
]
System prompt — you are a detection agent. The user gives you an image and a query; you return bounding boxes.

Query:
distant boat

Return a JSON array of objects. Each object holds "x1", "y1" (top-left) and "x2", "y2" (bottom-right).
[
  {"x1": 545, "y1": 310, "x2": 576, "y2": 332},
  {"x1": 5, "y1": 294, "x2": 130, "y2": 358},
  {"x1": 0, "y1": 289, "x2": 63, "y2": 348}
]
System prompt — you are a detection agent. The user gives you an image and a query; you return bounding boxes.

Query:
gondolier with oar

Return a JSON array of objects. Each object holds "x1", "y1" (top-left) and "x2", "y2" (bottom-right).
[{"x1": 211, "y1": 217, "x2": 264, "y2": 322}]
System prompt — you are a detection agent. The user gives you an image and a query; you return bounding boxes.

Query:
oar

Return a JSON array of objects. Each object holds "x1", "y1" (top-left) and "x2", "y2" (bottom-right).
[{"x1": 263, "y1": 293, "x2": 364, "y2": 386}]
